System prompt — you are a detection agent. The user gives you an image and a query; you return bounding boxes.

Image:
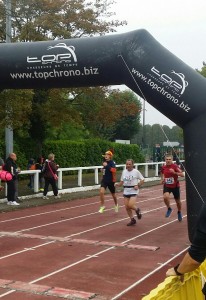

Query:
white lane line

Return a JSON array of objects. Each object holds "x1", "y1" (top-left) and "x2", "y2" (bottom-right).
[
  {"x1": 0, "y1": 290, "x2": 15, "y2": 298},
  {"x1": 0, "y1": 204, "x2": 188, "y2": 297},
  {"x1": 13, "y1": 196, "x2": 164, "y2": 233},
  {"x1": 3, "y1": 197, "x2": 186, "y2": 239},
  {"x1": 0, "y1": 241, "x2": 54, "y2": 260},
  {"x1": 0, "y1": 200, "x2": 108, "y2": 223},
  {"x1": 0, "y1": 186, "x2": 177, "y2": 224},
  {"x1": 13, "y1": 199, "x2": 170, "y2": 233},
  {"x1": 0, "y1": 199, "x2": 187, "y2": 260},
  {"x1": 0, "y1": 203, "x2": 187, "y2": 264},
  {"x1": 29, "y1": 247, "x2": 115, "y2": 284},
  {"x1": 7, "y1": 214, "x2": 188, "y2": 289},
  {"x1": 9, "y1": 193, "x2": 185, "y2": 233},
  {"x1": 64, "y1": 203, "x2": 181, "y2": 238},
  {"x1": 111, "y1": 247, "x2": 189, "y2": 300},
  {"x1": 122, "y1": 215, "x2": 187, "y2": 244}
]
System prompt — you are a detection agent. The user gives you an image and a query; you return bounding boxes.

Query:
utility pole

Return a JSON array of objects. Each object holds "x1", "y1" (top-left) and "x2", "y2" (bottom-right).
[
  {"x1": 5, "y1": 0, "x2": 13, "y2": 157},
  {"x1": 142, "y1": 99, "x2": 146, "y2": 148}
]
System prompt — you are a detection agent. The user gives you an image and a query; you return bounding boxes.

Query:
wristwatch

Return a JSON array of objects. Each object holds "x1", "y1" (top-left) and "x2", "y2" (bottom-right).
[{"x1": 174, "y1": 264, "x2": 183, "y2": 276}]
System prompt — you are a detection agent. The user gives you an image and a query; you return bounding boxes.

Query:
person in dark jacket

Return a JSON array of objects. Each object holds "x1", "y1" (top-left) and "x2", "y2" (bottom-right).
[
  {"x1": 0, "y1": 157, "x2": 4, "y2": 191},
  {"x1": 98, "y1": 149, "x2": 118, "y2": 213},
  {"x1": 3, "y1": 153, "x2": 20, "y2": 205},
  {"x1": 42, "y1": 153, "x2": 60, "y2": 199},
  {"x1": 35, "y1": 156, "x2": 44, "y2": 192}
]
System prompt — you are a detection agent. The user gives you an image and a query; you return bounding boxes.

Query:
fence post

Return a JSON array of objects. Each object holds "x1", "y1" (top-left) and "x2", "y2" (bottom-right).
[
  {"x1": 33, "y1": 172, "x2": 39, "y2": 193},
  {"x1": 78, "y1": 169, "x2": 82, "y2": 186},
  {"x1": 95, "y1": 167, "x2": 99, "y2": 184},
  {"x1": 58, "y1": 170, "x2": 62, "y2": 189}
]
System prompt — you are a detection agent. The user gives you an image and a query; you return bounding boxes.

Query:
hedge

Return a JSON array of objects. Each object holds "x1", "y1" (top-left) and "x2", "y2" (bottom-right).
[{"x1": 0, "y1": 139, "x2": 145, "y2": 169}]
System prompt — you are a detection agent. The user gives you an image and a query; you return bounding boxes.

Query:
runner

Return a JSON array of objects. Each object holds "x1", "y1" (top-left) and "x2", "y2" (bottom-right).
[{"x1": 116, "y1": 159, "x2": 144, "y2": 226}]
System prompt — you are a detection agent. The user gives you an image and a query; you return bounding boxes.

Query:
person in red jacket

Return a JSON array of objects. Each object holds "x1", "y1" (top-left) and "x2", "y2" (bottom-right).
[
  {"x1": 98, "y1": 149, "x2": 118, "y2": 213},
  {"x1": 160, "y1": 154, "x2": 184, "y2": 221}
]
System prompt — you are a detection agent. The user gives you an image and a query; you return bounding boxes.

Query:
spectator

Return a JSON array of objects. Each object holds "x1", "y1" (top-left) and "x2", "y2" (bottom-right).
[
  {"x1": 0, "y1": 157, "x2": 4, "y2": 191},
  {"x1": 42, "y1": 153, "x2": 61, "y2": 199},
  {"x1": 27, "y1": 158, "x2": 36, "y2": 189},
  {"x1": 173, "y1": 150, "x2": 180, "y2": 166},
  {"x1": 3, "y1": 153, "x2": 20, "y2": 205},
  {"x1": 115, "y1": 159, "x2": 144, "y2": 226},
  {"x1": 35, "y1": 156, "x2": 45, "y2": 192}
]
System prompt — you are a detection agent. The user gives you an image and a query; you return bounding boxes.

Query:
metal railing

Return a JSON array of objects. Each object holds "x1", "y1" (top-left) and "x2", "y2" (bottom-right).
[
  {"x1": 0, "y1": 160, "x2": 184, "y2": 201},
  {"x1": 20, "y1": 161, "x2": 165, "y2": 193}
]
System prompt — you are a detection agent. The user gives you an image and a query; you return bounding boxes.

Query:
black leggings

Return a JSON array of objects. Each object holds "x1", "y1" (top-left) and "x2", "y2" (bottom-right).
[
  {"x1": 7, "y1": 180, "x2": 16, "y2": 202},
  {"x1": 43, "y1": 177, "x2": 58, "y2": 196}
]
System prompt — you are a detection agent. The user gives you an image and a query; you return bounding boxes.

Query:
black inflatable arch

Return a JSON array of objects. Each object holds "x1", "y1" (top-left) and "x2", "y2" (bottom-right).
[{"x1": 1, "y1": 29, "x2": 206, "y2": 241}]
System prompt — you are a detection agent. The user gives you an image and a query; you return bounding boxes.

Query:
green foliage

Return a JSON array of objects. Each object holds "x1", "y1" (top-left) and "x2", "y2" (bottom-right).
[
  {"x1": 42, "y1": 139, "x2": 144, "y2": 168},
  {"x1": 109, "y1": 90, "x2": 142, "y2": 140},
  {"x1": 0, "y1": 0, "x2": 127, "y2": 151},
  {"x1": 42, "y1": 140, "x2": 87, "y2": 167}
]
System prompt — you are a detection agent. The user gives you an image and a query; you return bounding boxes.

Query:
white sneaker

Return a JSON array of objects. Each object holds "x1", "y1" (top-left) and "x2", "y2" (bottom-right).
[
  {"x1": 43, "y1": 196, "x2": 49, "y2": 200},
  {"x1": 10, "y1": 201, "x2": 20, "y2": 206},
  {"x1": 54, "y1": 195, "x2": 61, "y2": 199},
  {"x1": 7, "y1": 201, "x2": 11, "y2": 205}
]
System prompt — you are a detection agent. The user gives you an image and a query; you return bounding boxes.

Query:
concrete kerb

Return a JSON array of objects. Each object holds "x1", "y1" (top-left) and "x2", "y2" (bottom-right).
[{"x1": 0, "y1": 177, "x2": 161, "y2": 204}]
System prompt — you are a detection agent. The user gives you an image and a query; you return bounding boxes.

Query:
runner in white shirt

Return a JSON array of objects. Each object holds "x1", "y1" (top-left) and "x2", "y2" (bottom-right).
[{"x1": 116, "y1": 159, "x2": 144, "y2": 226}]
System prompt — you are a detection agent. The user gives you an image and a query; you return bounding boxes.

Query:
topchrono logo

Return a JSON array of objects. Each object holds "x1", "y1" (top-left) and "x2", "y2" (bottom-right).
[
  {"x1": 27, "y1": 43, "x2": 77, "y2": 65},
  {"x1": 150, "y1": 67, "x2": 188, "y2": 96}
]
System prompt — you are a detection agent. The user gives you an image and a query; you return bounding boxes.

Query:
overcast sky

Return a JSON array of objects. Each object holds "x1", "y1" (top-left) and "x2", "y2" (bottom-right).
[{"x1": 110, "y1": 0, "x2": 206, "y2": 127}]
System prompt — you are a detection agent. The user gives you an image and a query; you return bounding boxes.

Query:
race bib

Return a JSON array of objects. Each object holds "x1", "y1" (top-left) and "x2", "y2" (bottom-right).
[{"x1": 165, "y1": 177, "x2": 174, "y2": 184}]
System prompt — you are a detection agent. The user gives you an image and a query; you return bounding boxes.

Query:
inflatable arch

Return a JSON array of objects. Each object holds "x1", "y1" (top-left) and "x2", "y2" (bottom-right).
[{"x1": 0, "y1": 29, "x2": 206, "y2": 241}]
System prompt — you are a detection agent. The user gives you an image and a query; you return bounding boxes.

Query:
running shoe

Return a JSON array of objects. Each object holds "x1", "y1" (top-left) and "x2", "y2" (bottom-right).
[
  {"x1": 10, "y1": 201, "x2": 20, "y2": 206},
  {"x1": 7, "y1": 201, "x2": 11, "y2": 205},
  {"x1": 43, "y1": 196, "x2": 49, "y2": 200},
  {"x1": 178, "y1": 211, "x2": 183, "y2": 222},
  {"x1": 165, "y1": 207, "x2": 173, "y2": 218},
  {"x1": 114, "y1": 204, "x2": 119, "y2": 213},
  {"x1": 98, "y1": 206, "x2": 105, "y2": 213},
  {"x1": 127, "y1": 218, "x2": 136, "y2": 226},
  {"x1": 136, "y1": 208, "x2": 142, "y2": 219}
]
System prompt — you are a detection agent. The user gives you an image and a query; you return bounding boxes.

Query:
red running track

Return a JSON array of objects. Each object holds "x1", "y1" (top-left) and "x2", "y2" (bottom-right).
[{"x1": 0, "y1": 182, "x2": 189, "y2": 300}]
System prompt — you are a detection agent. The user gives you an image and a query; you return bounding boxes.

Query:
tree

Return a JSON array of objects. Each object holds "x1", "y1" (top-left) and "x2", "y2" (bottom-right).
[
  {"x1": 109, "y1": 90, "x2": 141, "y2": 141},
  {"x1": 75, "y1": 88, "x2": 141, "y2": 140},
  {"x1": 0, "y1": 89, "x2": 33, "y2": 129},
  {"x1": 0, "y1": 0, "x2": 127, "y2": 155}
]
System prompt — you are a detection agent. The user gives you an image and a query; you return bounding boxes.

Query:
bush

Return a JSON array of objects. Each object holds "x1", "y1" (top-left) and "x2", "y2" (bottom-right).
[{"x1": 0, "y1": 139, "x2": 145, "y2": 169}]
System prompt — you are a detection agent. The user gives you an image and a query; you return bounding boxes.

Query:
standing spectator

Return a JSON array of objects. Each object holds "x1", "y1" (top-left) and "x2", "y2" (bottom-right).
[
  {"x1": 3, "y1": 153, "x2": 20, "y2": 205},
  {"x1": 0, "y1": 157, "x2": 4, "y2": 169},
  {"x1": 14, "y1": 164, "x2": 21, "y2": 203},
  {"x1": 173, "y1": 150, "x2": 180, "y2": 166},
  {"x1": 0, "y1": 156, "x2": 4, "y2": 191},
  {"x1": 35, "y1": 156, "x2": 44, "y2": 192},
  {"x1": 160, "y1": 154, "x2": 184, "y2": 221},
  {"x1": 115, "y1": 159, "x2": 144, "y2": 226},
  {"x1": 98, "y1": 149, "x2": 118, "y2": 213},
  {"x1": 42, "y1": 153, "x2": 61, "y2": 199},
  {"x1": 27, "y1": 158, "x2": 36, "y2": 189}
]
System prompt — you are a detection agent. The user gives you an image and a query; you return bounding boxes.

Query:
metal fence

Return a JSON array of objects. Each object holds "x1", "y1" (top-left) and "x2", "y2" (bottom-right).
[{"x1": 0, "y1": 160, "x2": 184, "y2": 202}]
